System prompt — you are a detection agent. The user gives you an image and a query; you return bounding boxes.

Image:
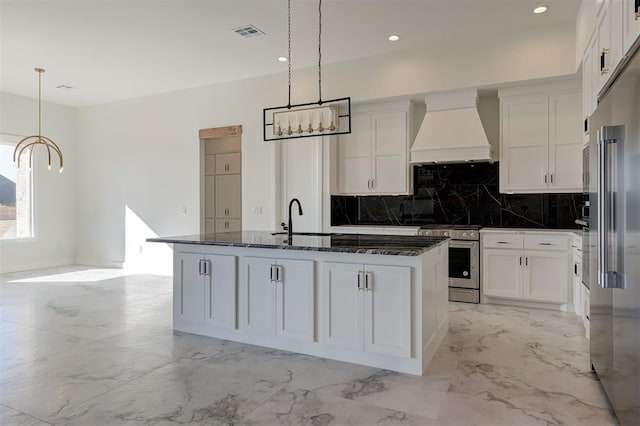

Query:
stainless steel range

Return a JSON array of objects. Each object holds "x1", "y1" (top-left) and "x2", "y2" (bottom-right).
[{"x1": 417, "y1": 225, "x2": 481, "y2": 303}]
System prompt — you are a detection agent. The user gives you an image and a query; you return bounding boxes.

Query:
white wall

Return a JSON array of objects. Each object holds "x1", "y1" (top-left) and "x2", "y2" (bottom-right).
[
  {"x1": 72, "y1": 23, "x2": 578, "y2": 267},
  {"x1": 0, "y1": 92, "x2": 77, "y2": 273}
]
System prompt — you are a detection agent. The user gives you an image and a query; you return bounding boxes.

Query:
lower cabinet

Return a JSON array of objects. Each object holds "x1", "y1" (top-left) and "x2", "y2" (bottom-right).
[
  {"x1": 322, "y1": 262, "x2": 411, "y2": 358},
  {"x1": 482, "y1": 233, "x2": 571, "y2": 305},
  {"x1": 240, "y1": 257, "x2": 314, "y2": 342},
  {"x1": 175, "y1": 252, "x2": 237, "y2": 329}
]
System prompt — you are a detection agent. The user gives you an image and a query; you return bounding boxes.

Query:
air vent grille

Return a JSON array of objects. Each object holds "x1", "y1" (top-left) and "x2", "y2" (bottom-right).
[{"x1": 232, "y1": 25, "x2": 265, "y2": 38}]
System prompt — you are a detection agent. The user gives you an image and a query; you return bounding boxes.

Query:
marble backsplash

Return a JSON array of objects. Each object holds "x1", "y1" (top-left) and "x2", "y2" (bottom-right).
[{"x1": 332, "y1": 162, "x2": 583, "y2": 229}]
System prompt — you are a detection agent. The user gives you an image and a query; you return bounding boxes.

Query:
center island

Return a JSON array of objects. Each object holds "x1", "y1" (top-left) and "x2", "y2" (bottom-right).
[{"x1": 148, "y1": 231, "x2": 449, "y2": 375}]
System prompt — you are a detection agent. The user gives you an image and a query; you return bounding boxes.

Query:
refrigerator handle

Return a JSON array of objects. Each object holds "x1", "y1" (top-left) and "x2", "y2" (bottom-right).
[{"x1": 598, "y1": 125, "x2": 626, "y2": 289}]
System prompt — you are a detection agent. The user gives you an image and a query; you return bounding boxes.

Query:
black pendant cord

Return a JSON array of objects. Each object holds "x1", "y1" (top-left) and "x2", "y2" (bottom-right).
[
  {"x1": 317, "y1": 0, "x2": 322, "y2": 105},
  {"x1": 287, "y1": 0, "x2": 292, "y2": 109}
]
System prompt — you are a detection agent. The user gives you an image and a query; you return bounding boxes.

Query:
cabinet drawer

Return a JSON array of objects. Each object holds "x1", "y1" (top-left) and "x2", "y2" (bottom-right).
[
  {"x1": 524, "y1": 234, "x2": 569, "y2": 251},
  {"x1": 482, "y1": 233, "x2": 523, "y2": 249}
]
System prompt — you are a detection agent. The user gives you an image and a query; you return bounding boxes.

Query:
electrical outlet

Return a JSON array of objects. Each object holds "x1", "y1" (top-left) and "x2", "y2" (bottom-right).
[
  {"x1": 252, "y1": 206, "x2": 263, "y2": 215},
  {"x1": 182, "y1": 206, "x2": 188, "y2": 215}
]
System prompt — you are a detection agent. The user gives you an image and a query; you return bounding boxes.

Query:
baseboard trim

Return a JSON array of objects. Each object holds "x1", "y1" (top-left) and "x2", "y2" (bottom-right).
[
  {"x1": 75, "y1": 257, "x2": 124, "y2": 269},
  {"x1": 0, "y1": 258, "x2": 75, "y2": 274}
]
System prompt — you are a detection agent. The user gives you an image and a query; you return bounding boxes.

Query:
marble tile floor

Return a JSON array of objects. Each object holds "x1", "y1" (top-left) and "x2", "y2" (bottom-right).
[{"x1": 0, "y1": 266, "x2": 617, "y2": 425}]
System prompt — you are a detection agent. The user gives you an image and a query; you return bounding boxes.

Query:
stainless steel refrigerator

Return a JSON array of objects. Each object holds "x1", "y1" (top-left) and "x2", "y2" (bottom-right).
[{"x1": 588, "y1": 42, "x2": 640, "y2": 426}]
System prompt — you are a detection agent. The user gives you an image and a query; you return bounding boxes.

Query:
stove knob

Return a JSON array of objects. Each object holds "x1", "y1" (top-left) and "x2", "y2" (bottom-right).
[
  {"x1": 443, "y1": 231, "x2": 449, "y2": 237},
  {"x1": 470, "y1": 232, "x2": 476, "y2": 238},
  {"x1": 418, "y1": 231, "x2": 424, "y2": 236},
  {"x1": 426, "y1": 231, "x2": 432, "y2": 236},
  {"x1": 462, "y1": 232, "x2": 468, "y2": 237}
]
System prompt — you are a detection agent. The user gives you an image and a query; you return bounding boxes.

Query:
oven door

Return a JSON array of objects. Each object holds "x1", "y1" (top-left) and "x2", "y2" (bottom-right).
[{"x1": 448, "y1": 240, "x2": 479, "y2": 289}]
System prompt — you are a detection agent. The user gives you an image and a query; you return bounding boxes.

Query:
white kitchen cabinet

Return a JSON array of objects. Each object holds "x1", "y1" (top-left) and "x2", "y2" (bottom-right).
[
  {"x1": 240, "y1": 257, "x2": 314, "y2": 342},
  {"x1": 583, "y1": 31, "x2": 598, "y2": 123},
  {"x1": 336, "y1": 101, "x2": 411, "y2": 195},
  {"x1": 215, "y1": 219, "x2": 241, "y2": 233},
  {"x1": 623, "y1": 0, "x2": 640, "y2": 53},
  {"x1": 482, "y1": 248, "x2": 523, "y2": 299},
  {"x1": 596, "y1": 0, "x2": 624, "y2": 93},
  {"x1": 523, "y1": 250, "x2": 570, "y2": 303},
  {"x1": 322, "y1": 262, "x2": 411, "y2": 357},
  {"x1": 174, "y1": 252, "x2": 237, "y2": 329},
  {"x1": 215, "y1": 152, "x2": 241, "y2": 175},
  {"x1": 499, "y1": 85, "x2": 582, "y2": 193},
  {"x1": 201, "y1": 137, "x2": 241, "y2": 234},
  {"x1": 215, "y1": 174, "x2": 241, "y2": 219},
  {"x1": 481, "y1": 231, "x2": 571, "y2": 307}
]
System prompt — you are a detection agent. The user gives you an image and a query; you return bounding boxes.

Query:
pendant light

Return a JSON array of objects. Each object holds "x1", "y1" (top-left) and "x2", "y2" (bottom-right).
[
  {"x1": 13, "y1": 68, "x2": 64, "y2": 172},
  {"x1": 263, "y1": 0, "x2": 351, "y2": 141}
]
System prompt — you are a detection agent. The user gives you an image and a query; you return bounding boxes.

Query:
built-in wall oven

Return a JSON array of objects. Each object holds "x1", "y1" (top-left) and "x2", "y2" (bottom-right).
[{"x1": 418, "y1": 225, "x2": 481, "y2": 303}]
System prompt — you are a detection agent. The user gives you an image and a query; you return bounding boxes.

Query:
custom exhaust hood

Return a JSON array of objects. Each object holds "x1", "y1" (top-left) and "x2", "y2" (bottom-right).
[{"x1": 410, "y1": 89, "x2": 496, "y2": 164}]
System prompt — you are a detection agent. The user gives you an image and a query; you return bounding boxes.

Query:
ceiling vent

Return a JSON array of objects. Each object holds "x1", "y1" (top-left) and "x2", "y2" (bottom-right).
[{"x1": 232, "y1": 25, "x2": 265, "y2": 38}]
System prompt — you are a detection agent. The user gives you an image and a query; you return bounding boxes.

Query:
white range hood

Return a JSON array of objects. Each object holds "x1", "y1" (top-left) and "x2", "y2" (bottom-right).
[{"x1": 410, "y1": 89, "x2": 494, "y2": 164}]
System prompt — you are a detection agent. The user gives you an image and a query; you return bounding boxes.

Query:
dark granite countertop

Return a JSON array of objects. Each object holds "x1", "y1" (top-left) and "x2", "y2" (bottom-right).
[{"x1": 147, "y1": 231, "x2": 448, "y2": 256}]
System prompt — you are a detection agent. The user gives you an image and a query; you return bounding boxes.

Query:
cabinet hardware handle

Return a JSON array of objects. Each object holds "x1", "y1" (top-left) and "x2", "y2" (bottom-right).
[
  {"x1": 550, "y1": 174, "x2": 554, "y2": 184},
  {"x1": 496, "y1": 241, "x2": 510, "y2": 244},
  {"x1": 365, "y1": 272, "x2": 371, "y2": 291},
  {"x1": 277, "y1": 265, "x2": 283, "y2": 283},
  {"x1": 544, "y1": 174, "x2": 548, "y2": 184},
  {"x1": 357, "y1": 271, "x2": 364, "y2": 290},
  {"x1": 601, "y1": 48, "x2": 610, "y2": 75},
  {"x1": 371, "y1": 179, "x2": 375, "y2": 189},
  {"x1": 525, "y1": 257, "x2": 528, "y2": 267},
  {"x1": 367, "y1": 179, "x2": 371, "y2": 189},
  {"x1": 270, "y1": 264, "x2": 276, "y2": 282},
  {"x1": 199, "y1": 259, "x2": 204, "y2": 276},
  {"x1": 575, "y1": 263, "x2": 578, "y2": 275},
  {"x1": 519, "y1": 256, "x2": 522, "y2": 266},
  {"x1": 538, "y1": 242, "x2": 553, "y2": 246}
]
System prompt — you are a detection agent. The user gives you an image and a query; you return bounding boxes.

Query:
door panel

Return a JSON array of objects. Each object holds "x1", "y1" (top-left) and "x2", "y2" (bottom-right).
[
  {"x1": 321, "y1": 262, "x2": 363, "y2": 350},
  {"x1": 364, "y1": 265, "x2": 411, "y2": 357},
  {"x1": 276, "y1": 259, "x2": 315, "y2": 341},
  {"x1": 215, "y1": 175, "x2": 241, "y2": 218},
  {"x1": 549, "y1": 92, "x2": 582, "y2": 191},
  {"x1": 482, "y1": 249, "x2": 523, "y2": 299},
  {"x1": 205, "y1": 255, "x2": 237, "y2": 329},
  {"x1": 372, "y1": 111, "x2": 407, "y2": 194},
  {"x1": 215, "y1": 152, "x2": 241, "y2": 175},
  {"x1": 337, "y1": 114, "x2": 372, "y2": 194},
  {"x1": 240, "y1": 257, "x2": 275, "y2": 335},
  {"x1": 523, "y1": 250, "x2": 570, "y2": 303},
  {"x1": 176, "y1": 253, "x2": 205, "y2": 325}
]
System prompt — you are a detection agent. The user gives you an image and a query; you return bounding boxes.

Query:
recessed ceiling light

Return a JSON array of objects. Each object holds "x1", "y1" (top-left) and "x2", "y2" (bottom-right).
[
  {"x1": 388, "y1": 35, "x2": 400, "y2": 42},
  {"x1": 278, "y1": 57, "x2": 288, "y2": 62},
  {"x1": 533, "y1": 5, "x2": 548, "y2": 14}
]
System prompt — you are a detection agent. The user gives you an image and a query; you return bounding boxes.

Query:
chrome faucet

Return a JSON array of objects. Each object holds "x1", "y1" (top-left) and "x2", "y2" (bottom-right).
[{"x1": 283, "y1": 198, "x2": 303, "y2": 241}]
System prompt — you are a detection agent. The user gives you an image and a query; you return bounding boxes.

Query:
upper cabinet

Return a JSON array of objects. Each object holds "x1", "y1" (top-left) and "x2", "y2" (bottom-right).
[
  {"x1": 582, "y1": 0, "x2": 639, "y2": 121},
  {"x1": 335, "y1": 101, "x2": 412, "y2": 195},
  {"x1": 499, "y1": 83, "x2": 582, "y2": 194},
  {"x1": 623, "y1": 0, "x2": 640, "y2": 53}
]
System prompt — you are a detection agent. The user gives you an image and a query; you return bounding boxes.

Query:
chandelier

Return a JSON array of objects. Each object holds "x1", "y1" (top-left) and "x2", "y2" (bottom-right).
[
  {"x1": 263, "y1": 0, "x2": 351, "y2": 141},
  {"x1": 13, "y1": 68, "x2": 64, "y2": 172}
]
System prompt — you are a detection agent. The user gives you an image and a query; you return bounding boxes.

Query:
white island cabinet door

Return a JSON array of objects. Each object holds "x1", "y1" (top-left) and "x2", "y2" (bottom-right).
[
  {"x1": 240, "y1": 257, "x2": 275, "y2": 335},
  {"x1": 363, "y1": 265, "x2": 411, "y2": 358},
  {"x1": 482, "y1": 248, "x2": 523, "y2": 299},
  {"x1": 175, "y1": 253, "x2": 206, "y2": 326},
  {"x1": 321, "y1": 262, "x2": 363, "y2": 350},
  {"x1": 204, "y1": 255, "x2": 237, "y2": 329},
  {"x1": 523, "y1": 250, "x2": 570, "y2": 304},
  {"x1": 275, "y1": 259, "x2": 315, "y2": 342}
]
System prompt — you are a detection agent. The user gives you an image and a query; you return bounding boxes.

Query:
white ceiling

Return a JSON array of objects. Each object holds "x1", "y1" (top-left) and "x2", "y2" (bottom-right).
[{"x1": 0, "y1": 0, "x2": 581, "y2": 107}]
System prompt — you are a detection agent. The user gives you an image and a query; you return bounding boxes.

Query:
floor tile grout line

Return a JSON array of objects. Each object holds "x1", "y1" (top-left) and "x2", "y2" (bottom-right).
[{"x1": 0, "y1": 402, "x2": 53, "y2": 425}]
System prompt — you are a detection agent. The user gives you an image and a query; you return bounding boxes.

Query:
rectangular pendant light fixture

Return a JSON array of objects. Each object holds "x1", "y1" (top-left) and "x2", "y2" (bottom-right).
[
  {"x1": 263, "y1": 97, "x2": 351, "y2": 141},
  {"x1": 263, "y1": 0, "x2": 351, "y2": 142}
]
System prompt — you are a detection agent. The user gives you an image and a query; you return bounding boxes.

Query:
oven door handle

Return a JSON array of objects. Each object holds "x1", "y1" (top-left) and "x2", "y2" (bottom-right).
[{"x1": 449, "y1": 241, "x2": 479, "y2": 249}]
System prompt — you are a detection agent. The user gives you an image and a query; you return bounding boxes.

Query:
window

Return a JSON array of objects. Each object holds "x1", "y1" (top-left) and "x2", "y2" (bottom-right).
[{"x1": 0, "y1": 141, "x2": 32, "y2": 239}]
